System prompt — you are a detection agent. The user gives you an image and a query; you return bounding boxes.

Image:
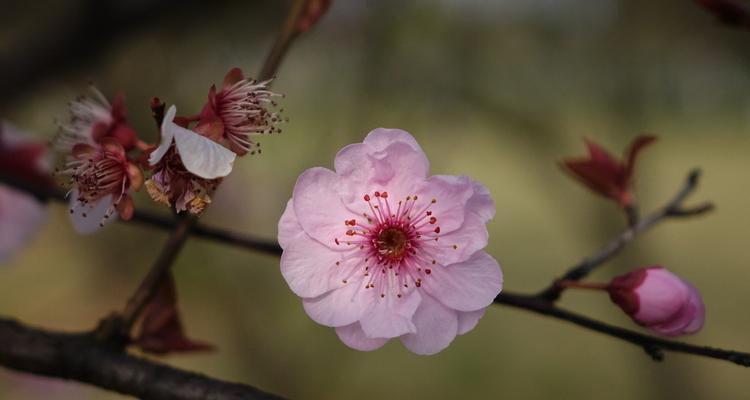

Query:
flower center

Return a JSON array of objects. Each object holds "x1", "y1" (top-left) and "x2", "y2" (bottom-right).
[
  {"x1": 376, "y1": 226, "x2": 409, "y2": 260},
  {"x1": 333, "y1": 190, "x2": 459, "y2": 299}
]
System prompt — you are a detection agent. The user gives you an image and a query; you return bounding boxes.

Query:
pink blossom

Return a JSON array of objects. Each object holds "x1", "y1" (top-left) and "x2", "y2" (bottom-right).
[
  {"x1": 608, "y1": 266, "x2": 705, "y2": 337},
  {"x1": 0, "y1": 122, "x2": 49, "y2": 263},
  {"x1": 198, "y1": 68, "x2": 283, "y2": 156},
  {"x1": 56, "y1": 86, "x2": 138, "y2": 151},
  {"x1": 55, "y1": 88, "x2": 144, "y2": 233},
  {"x1": 278, "y1": 128, "x2": 502, "y2": 355},
  {"x1": 60, "y1": 139, "x2": 143, "y2": 233}
]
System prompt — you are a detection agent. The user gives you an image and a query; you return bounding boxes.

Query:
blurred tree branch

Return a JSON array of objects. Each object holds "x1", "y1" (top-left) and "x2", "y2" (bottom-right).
[
  {"x1": 0, "y1": 318, "x2": 282, "y2": 400},
  {"x1": 537, "y1": 169, "x2": 714, "y2": 302}
]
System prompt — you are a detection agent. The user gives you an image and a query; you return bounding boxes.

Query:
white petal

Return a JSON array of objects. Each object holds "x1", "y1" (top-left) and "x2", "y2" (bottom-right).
[
  {"x1": 148, "y1": 105, "x2": 177, "y2": 165},
  {"x1": 172, "y1": 124, "x2": 236, "y2": 179},
  {"x1": 360, "y1": 289, "x2": 421, "y2": 338},
  {"x1": 68, "y1": 191, "x2": 117, "y2": 234}
]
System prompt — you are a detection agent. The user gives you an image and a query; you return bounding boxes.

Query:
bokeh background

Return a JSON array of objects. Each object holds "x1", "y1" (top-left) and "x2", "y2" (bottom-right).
[{"x1": 1, "y1": 0, "x2": 749, "y2": 399}]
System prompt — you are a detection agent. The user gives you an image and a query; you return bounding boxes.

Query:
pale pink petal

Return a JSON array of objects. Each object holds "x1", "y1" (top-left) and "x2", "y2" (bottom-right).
[
  {"x1": 336, "y1": 323, "x2": 389, "y2": 351},
  {"x1": 457, "y1": 308, "x2": 486, "y2": 335},
  {"x1": 426, "y1": 212, "x2": 489, "y2": 266},
  {"x1": 280, "y1": 229, "x2": 345, "y2": 298},
  {"x1": 400, "y1": 294, "x2": 459, "y2": 355},
  {"x1": 413, "y1": 175, "x2": 474, "y2": 234},
  {"x1": 466, "y1": 180, "x2": 495, "y2": 223},
  {"x1": 68, "y1": 191, "x2": 117, "y2": 234},
  {"x1": 303, "y1": 278, "x2": 369, "y2": 327},
  {"x1": 0, "y1": 186, "x2": 47, "y2": 263},
  {"x1": 277, "y1": 199, "x2": 299, "y2": 250},
  {"x1": 360, "y1": 289, "x2": 421, "y2": 338},
  {"x1": 335, "y1": 128, "x2": 429, "y2": 204},
  {"x1": 292, "y1": 167, "x2": 354, "y2": 249},
  {"x1": 423, "y1": 251, "x2": 502, "y2": 312}
]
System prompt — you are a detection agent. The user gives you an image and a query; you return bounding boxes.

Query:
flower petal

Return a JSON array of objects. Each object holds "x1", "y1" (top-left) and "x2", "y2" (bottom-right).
[
  {"x1": 466, "y1": 180, "x2": 495, "y2": 223},
  {"x1": 68, "y1": 191, "x2": 117, "y2": 234},
  {"x1": 335, "y1": 323, "x2": 389, "y2": 351},
  {"x1": 423, "y1": 251, "x2": 502, "y2": 312},
  {"x1": 360, "y1": 289, "x2": 421, "y2": 338},
  {"x1": 149, "y1": 105, "x2": 177, "y2": 166},
  {"x1": 280, "y1": 228, "x2": 347, "y2": 298},
  {"x1": 335, "y1": 128, "x2": 429, "y2": 204},
  {"x1": 0, "y1": 186, "x2": 47, "y2": 263},
  {"x1": 278, "y1": 199, "x2": 299, "y2": 250},
  {"x1": 457, "y1": 308, "x2": 486, "y2": 335},
  {"x1": 425, "y1": 212, "x2": 489, "y2": 266},
  {"x1": 414, "y1": 175, "x2": 474, "y2": 234},
  {"x1": 303, "y1": 278, "x2": 369, "y2": 327},
  {"x1": 292, "y1": 167, "x2": 354, "y2": 249},
  {"x1": 400, "y1": 294, "x2": 459, "y2": 355},
  {"x1": 171, "y1": 124, "x2": 236, "y2": 180}
]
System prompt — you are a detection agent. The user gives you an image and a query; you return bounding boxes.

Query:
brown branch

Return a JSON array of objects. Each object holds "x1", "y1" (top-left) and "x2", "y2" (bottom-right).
[
  {"x1": 0, "y1": 172, "x2": 282, "y2": 256},
  {"x1": 257, "y1": 0, "x2": 310, "y2": 81},
  {"x1": 0, "y1": 317, "x2": 283, "y2": 400},
  {"x1": 495, "y1": 291, "x2": 750, "y2": 367},
  {"x1": 537, "y1": 169, "x2": 714, "y2": 301}
]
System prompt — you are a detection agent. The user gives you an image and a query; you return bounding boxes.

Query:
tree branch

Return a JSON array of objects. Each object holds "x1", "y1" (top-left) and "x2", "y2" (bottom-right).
[
  {"x1": 0, "y1": 317, "x2": 283, "y2": 400},
  {"x1": 0, "y1": 172, "x2": 282, "y2": 256},
  {"x1": 537, "y1": 169, "x2": 714, "y2": 301},
  {"x1": 494, "y1": 291, "x2": 750, "y2": 366}
]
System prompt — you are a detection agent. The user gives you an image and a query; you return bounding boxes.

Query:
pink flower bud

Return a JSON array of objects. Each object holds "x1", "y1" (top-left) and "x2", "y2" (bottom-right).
[{"x1": 608, "y1": 267, "x2": 705, "y2": 337}]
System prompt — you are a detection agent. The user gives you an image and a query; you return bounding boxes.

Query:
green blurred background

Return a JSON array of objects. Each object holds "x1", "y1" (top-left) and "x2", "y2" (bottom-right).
[{"x1": 1, "y1": 0, "x2": 749, "y2": 398}]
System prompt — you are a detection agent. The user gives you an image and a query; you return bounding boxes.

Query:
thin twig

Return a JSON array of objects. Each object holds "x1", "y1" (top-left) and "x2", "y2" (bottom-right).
[
  {"x1": 0, "y1": 172, "x2": 282, "y2": 255},
  {"x1": 257, "y1": 0, "x2": 309, "y2": 81},
  {"x1": 0, "y1": 318, "x2": 283, "y2": 400},
  {"x1": 119, "y1": 215, "x2": 198, "y2": 335},
  {"x1": 495, "y1": 291, "x2": 750, "y2": 366},
  {"x1": 537, "y1": 169, "x2": 714, "y2": 301}
]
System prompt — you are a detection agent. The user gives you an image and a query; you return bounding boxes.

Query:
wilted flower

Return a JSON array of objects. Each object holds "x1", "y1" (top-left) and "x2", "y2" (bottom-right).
[
  {"x1": 608, "y1": 266, "x2": 705, "y2": 337},
  {"x1": 56, "y1": 86, "x2": 138, "y2": 151},
  {"x1": 561, "y1": 135, "x2": 656, "y2": 209},
  {"x1": 278, "y1": 128, "x2": 502, "y2": 355},
  {"x1": 146, "y1": 105, "x2": 234, "y2": 214},
  {"x1": 198, "y1": 68, "x2": 283, "y2": 156},
  {"x1": 60, "y1": 139, "x2": 143, "y2": 233},
  {"x1": 55, "y1": 87, "x2": 144, "y2": 233},
  {"x1": 0, "y1": 122, "x2": 50, "y2": 262}
]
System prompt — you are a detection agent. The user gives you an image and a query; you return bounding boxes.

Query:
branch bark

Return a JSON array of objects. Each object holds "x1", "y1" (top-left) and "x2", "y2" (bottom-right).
[
  {"x1": 495, "y1": 291, "x2": 750, "y2": 366},
  {"x1": 0, "y1": 318, "x2": 283, "y2": 400},
  {"x1": 537, "y1": 169, "x2": 714, "y2": 301}
]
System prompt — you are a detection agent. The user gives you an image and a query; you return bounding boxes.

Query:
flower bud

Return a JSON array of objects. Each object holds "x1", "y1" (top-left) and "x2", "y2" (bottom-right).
[{"x1": 608, "y1": 266, "x2": 704, "y2": 337}]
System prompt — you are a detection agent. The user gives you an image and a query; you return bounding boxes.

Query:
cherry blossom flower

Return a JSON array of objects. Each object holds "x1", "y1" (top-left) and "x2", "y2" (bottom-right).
[
  {"x1": 561, "y1": 135, "x2": 656, "y2": 208},
  {"x1": 56, "y1": 86, "x2": 138, "y2": 151},
  {"x1": 0, "y1": 122, "x2": 50, "y2": 263},
  {"x1": 198, "y1": 68, "x2": 283, "y2": 156},
  {"x1": 278, "y1": 128, "x2": 502, "y2": 355},
  {"x1": 54, "y1": 87, "x2": 145, "y2": 233},
  {"x1": 608, "y1": 266, "x2": 705, "y2": 337},
  {"x1": 59, "y1": 139, "x2": 143, "y2": 233},
  {"x1": 146, "y1": 105, "x2": 234, "y2": 214}
]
